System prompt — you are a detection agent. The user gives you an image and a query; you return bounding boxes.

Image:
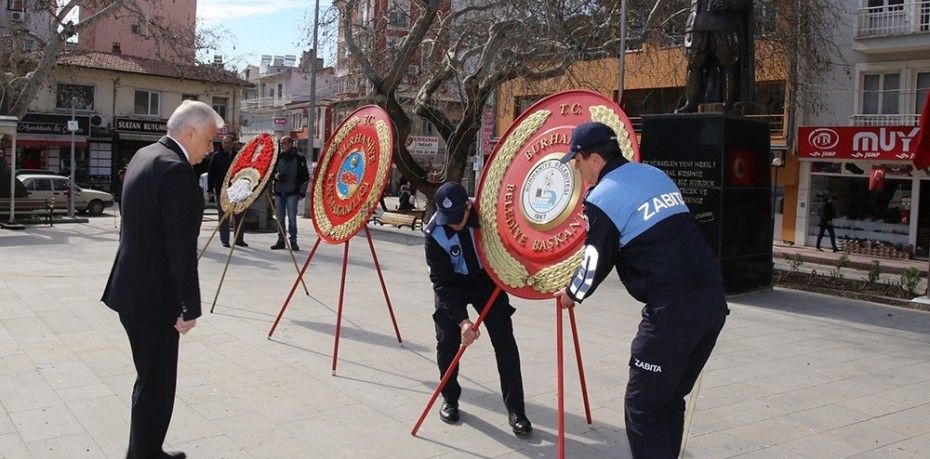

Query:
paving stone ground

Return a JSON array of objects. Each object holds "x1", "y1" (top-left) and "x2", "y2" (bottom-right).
[{"x1": 1, "y1": 211, "x2": 929, "y2": 458}]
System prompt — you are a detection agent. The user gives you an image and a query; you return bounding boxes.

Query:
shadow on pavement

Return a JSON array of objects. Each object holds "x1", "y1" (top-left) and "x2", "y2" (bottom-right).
[{"x1": 731, "y1": 288, "x2": 930, "y2": 340}]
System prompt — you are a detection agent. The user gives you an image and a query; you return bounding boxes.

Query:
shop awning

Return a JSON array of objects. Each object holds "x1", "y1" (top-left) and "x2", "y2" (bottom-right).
[
  {"x1": 15, "y1": 134, "x2": 88, "y2": 148},
  {"x1": 116, "y1": 132, "x2": 164, "y2": 142}
]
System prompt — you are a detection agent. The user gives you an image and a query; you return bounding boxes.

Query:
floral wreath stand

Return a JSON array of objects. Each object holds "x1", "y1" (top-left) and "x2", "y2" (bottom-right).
[
  {"x1": 266, "y1": 106, "x2": 403, "y2": 376},
  {"x1": 197, "y1": 133, "x2": 310, "y2": 313},
  {"x1": 410, "y1": 90, "x2": 643, "y2": 458}
]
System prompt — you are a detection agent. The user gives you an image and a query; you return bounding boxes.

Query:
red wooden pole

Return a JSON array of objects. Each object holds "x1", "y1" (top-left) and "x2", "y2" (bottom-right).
[
  {"x1": 568, "y1": 306, "x2": 592, "y2": 424},
  {"x1": 556, "y1": 298, "x2": 565, "y2": 459},
  {"x1": 267, "y1": 237, "x2": 322, "y2": 338},
  {"x1": 331, "y1": 240, "x2": 351, "y2": 375},
  {"x1": 410, "y1": 286, "x2": 502, "y2": 436},
  {"x1": 364, "y1": 226, "x2": 402, "y2": 344}
]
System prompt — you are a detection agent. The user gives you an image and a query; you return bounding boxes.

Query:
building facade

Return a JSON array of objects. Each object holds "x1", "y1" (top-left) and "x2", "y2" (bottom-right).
[
  {"x1": 1, "y1": 0, "x2": 54, "y2": 50},
  {"x1": 19, "y1": 52, "x2": 246, "y2": 192},
  {"x1": 77, "y1": 0, "x2": 196, "y2": 64},
  {"x1": 795, "y1": 0, "x2": 929, "y2": 257}
]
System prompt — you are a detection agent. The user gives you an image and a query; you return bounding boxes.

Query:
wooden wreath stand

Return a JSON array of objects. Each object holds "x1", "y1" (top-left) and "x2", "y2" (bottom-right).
[
  {"x1": 266, "y1": 224, "x2": 403, "y2": 374},
  {"x1": 198, "y1": 190, "x2": 310, "y2": 313},
  {"x1": 410, "y1": 286, "x2": 592, "y2": 459}
]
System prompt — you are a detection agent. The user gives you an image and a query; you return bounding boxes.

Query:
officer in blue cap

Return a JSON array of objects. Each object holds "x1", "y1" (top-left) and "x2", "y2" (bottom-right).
[
  {"x1": 424, "y1": 181, "x2": 532, "y2": 436},
  {"x1": 555, "y1": 122, "x2": 728, "y2": 458}
]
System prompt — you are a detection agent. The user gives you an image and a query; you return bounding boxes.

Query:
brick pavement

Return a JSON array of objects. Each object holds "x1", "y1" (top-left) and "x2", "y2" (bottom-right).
[{"x1": 1, "y1": 213, "x2": 929, "y2": 458}]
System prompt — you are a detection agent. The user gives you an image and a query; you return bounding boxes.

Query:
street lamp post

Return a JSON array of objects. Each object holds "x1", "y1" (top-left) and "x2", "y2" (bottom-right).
[
  {"x1": 771, "y1": 156, "x2": 783, "y2": 239},
  {"x1": 68, "y1": 97, "x2": 78, "y2": 218},
  {"x1": 617, "y1": 0, "x2": 628, "y2": 105},
  {"x1": 0, "y1": 115, "x2": 22, "y2": 229},
  {"x1": 303, "y1": 0, "x2": 321, "y2": 218}
]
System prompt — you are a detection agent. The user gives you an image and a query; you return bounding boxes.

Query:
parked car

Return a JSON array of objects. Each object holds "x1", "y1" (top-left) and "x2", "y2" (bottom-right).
[
  {"x1": 17, "y1": 174, "x2": 114, "y2": 215},
  {"x1": 15, "y1": 169, "x2": 57, "y2": 176}
]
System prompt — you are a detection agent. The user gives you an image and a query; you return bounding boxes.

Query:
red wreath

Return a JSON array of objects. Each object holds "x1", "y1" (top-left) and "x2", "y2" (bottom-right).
[{"x1": 231, "y1": 133, "x2": 275, "y2": 177}]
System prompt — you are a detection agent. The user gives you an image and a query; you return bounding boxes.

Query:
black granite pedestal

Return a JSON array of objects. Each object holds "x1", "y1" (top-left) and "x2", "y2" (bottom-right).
[{"x1": 640, "y1": 113, "x2": 772, "y2": 295}]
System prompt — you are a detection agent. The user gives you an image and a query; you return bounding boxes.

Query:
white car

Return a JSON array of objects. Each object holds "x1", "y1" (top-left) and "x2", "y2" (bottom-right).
[{"x1": 17, "y1": 174, "x2": 115, "y2": 215}]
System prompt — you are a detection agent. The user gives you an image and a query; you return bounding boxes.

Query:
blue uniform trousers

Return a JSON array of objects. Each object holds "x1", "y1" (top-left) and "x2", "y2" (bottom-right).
[{"x1": 624, "y1": 300, "x2": 726, "y2": 458}]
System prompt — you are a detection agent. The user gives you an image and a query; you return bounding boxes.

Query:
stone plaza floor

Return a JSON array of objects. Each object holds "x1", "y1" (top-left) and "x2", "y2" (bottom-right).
[{"x1": 1, "y1": 211, "x2": 930, "y2": 458}]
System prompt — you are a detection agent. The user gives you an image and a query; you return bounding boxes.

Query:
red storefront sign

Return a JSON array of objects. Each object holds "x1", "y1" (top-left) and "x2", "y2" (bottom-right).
[{"x1": 798, "y1": 126, "x2": 921, "y2": 160}]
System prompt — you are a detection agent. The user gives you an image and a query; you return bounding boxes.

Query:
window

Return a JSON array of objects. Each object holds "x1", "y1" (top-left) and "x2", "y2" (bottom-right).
[
  {"x1": 131, "y1": 24, "x2": 141, "y2": 34},
  {"x1": 514, "y1": 95, "x2": 545, "y2": 117},
  {"x1": 277, "y1": 83, "x2": 283, "y2": 99},
  {"x1": 28, "y1": 178, "x2": 51, "y2": 191},
  {"x1": 7, "y1": 0, "x2": 24, "y2": 12},
  {"x1": 182, "y1": 94, "x2": 199, "y2": 101},
  {"x1": 755, "y1": 0, "x2": 778, "y2": 36},
  {"x1": 212, "y1": 97, "x2": 228, "y2": 121},
  {"x1": 47, "y1": 148, "x2": 60, "y2": 172},
  {"x1": 867, "y1": 0, "x2": 905, "y2": 10},
  {"x1": 51, "y1": 178, "x2": 70, "y2": 192},
  {"x1": 21, "y1": 38, "x2": 34, "y2": 51},
  {"x1": 269, "y1": 88, "x2": 275, "y2": 98},
  {"x1": 56, "y1": 84, "x2": 95, "y2": 111},
  {"x1": 916, "y1": 72, "x2": 930, "y2": 113},
  {"x1": 289, "y1": 112, "x2": 303, "y2": 130},
  {"x1": 861, "y1": 73, "x2": 900, "y2": 114},
  {"x1": 387, "y1": 0, "x2": 409, "y2": 28},
  {"x1": 89, "y1": 143, "x2": 111, "y2": 177},
  {"x1": 134, "y1": 90, "x2": 160, "y2": 116}
]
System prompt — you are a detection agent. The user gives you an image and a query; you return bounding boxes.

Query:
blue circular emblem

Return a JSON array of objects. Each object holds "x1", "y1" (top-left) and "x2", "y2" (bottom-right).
[{"x1": 336, "y1": 151, "x2": 366, "y2": 199}]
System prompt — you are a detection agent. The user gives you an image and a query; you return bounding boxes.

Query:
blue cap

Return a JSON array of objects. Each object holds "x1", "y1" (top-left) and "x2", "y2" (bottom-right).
[
  {"x1": 434, "y1": 182, "x2": 469, "y2": 226},
  {"x1": 559, "y1": 122, "x2": 618, "y2": 163}
]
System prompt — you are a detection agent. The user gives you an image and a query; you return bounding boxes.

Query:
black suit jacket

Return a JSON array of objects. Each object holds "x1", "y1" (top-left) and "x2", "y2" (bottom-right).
[{"x1": 102, "y1": 136, "x2": 203, "y2": 324}]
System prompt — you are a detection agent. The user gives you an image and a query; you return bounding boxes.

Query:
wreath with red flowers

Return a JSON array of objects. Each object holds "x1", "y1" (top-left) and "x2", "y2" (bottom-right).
[{"x1": 220, "y1": 132, "x2": 279, "y2": 214}]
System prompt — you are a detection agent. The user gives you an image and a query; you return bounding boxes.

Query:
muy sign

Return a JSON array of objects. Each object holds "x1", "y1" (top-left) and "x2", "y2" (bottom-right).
[{"x1": 798, "y1": 126, "x2": 921, "y2": 160}]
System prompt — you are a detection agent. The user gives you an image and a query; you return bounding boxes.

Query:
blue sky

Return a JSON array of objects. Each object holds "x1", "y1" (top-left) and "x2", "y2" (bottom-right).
[{"x1": 198, "y1": 0, "x2": 335, "y2": 71}]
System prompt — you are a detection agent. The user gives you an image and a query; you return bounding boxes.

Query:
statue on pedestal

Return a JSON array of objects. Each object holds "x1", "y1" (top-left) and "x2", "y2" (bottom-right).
[{"x1": 676, "y1": 0, "x2": 754, "y2": 113}]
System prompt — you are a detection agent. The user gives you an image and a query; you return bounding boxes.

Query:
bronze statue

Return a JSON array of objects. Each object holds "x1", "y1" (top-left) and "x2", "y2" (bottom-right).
[{"x1": 676, "y1": 0, "x2": 754, "y2": 113}]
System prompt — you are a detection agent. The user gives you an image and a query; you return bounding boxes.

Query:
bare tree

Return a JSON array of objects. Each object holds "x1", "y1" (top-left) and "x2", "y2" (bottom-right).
[
  {"x1": 0, "y1": 0, "x2": 228, "y2": 119},
  {"x1": 333, "y1": 0, "x2": 843, "y2": 210},
  {"x1": 337, "y1": 0, "x2": 629, "y2": 208}
]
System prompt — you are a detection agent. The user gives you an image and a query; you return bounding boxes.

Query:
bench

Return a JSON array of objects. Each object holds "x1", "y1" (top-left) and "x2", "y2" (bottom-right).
[
  {"x1": 0, "y1": 198, "x2": 55, "y2": 225},
  {"x1": 371, "y1": 209, "x2": 426, "y2": 231}
]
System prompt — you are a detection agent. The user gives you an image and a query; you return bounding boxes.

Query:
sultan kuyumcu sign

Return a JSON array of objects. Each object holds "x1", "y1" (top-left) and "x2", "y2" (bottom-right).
[{"x1": 475, "y1": 90, "x2": 640, "y2": 299}]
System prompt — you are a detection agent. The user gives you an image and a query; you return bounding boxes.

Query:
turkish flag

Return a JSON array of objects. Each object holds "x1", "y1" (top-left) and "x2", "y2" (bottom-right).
[
  {"x1": 912, "y1": 92, "x2": 930, "y2": 170},
  {"x1": 869, "y1": 166, "x2": 886, "y2": 191}
]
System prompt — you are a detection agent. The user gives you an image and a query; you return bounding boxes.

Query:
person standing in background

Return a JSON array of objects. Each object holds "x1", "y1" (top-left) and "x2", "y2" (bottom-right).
[{"x1": 208, "y1": 134, "x2": 247, "y2": 248}]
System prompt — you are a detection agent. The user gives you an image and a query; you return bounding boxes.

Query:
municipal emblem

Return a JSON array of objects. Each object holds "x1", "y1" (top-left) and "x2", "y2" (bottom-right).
[
  {"x1": 521, "y1": 154, "x2": 579, "y2": 231},
  {"x1": 336, "y1": 151, "x2": 366, "y2": 199},
  {"x1": 475, "y1": 89, "x2": 639, "y2": 299},
  {"x1": 311, "y1": 105, "x2": 395, "y2": 244}
]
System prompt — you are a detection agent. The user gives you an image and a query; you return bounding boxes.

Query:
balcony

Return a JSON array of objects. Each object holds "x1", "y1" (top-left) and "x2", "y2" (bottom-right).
[
  {"x1": 854, "y1": 1, "x2": 930, "y2": 54},
  {"x1": 850, "y1": 113, "x2": 921, "y2": 126},
  {"x1": 240, "y1": 95, "x2": 292, "y2": 111}
]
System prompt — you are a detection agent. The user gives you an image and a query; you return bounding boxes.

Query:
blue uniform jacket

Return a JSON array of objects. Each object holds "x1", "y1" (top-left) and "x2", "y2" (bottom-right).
[{"x1": 566, "y1": 159, "x2": 726, "y2": 308}]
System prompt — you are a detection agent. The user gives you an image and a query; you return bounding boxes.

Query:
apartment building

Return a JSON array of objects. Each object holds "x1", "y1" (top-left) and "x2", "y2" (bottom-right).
[
  {"x1": 18, "y1": 52, "x2": 247, "y2": 192},
  {"x1": 795, "y1": 0, "x2": 930, "y2": 257}
]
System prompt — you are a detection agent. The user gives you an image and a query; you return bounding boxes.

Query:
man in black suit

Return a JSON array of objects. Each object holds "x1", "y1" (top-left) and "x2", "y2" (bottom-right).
[
  {"x1": 207, "y1": 133, "x2": 247, "y2": 248},
  {"x1": 102, "y1": 100, "x2": 223, "y2": 459}
]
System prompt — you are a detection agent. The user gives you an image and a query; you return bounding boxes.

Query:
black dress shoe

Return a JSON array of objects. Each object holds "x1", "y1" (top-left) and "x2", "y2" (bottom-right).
[
  {"x1": 439, "y1": 402, "x2": 459, "y2": 423},
  {"x1": 221, "y1": 242, "x2": 230, "y2": 248},
  {"x1": 816, "y1": 247, "x2": 823, "y2": 252},
  {"x1": 290, "y1": 243, "x2": 300, "y2": 251},
  {"x1": 509, "y1": 413, "x2": 532, "y2": 436},
  {"x1": 271, "y1": 242, "x2": 286, "y2": 250},
  {"x1": 160, "y1": 451, "x2": 186, "y2": 459},
  {"x1": 235, "y1": 241, "x2": 249, "y2": 247}
]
